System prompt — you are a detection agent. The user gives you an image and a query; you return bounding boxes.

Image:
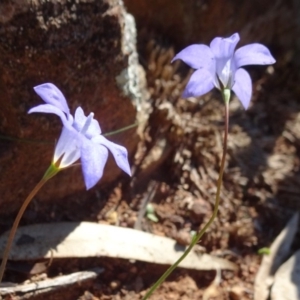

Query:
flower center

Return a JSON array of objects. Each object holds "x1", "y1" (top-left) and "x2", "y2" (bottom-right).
[{"x1": 218, "y1": 59, "x2": 233, "y2": 88}]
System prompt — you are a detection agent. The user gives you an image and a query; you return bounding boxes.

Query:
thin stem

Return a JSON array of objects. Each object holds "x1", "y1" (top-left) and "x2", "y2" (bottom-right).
[
  {"x1": 142, "y1": 92, "x2": 230, "y2": 300},
  {"x1": 0, "y1": 122, "x2": 138, "y2": 144},
  {"x1": 0, "y1": 178, "x2": 49, "y2": 282},
  {"x1": 103, "y1": 122, "x2": 138, "y2": 137}
]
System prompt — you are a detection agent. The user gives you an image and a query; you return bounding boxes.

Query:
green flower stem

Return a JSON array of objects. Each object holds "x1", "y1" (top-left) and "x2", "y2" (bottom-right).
[
  {"x1": 142, "y1": 90, "x2": 230, "y2": 300},
  {"x1": 0, "y1": 122, "x2": 138, "y2": 144},
  {"x1": 103, "y1": 122, "x2": 138, "y2": 137},
  {"x1": 0, "y1": 165, "x2": 59, "y2": 282}
]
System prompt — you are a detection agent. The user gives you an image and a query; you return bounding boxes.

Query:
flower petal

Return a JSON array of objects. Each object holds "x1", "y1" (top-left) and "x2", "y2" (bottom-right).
[
  {"x1": 172, "y1": 44, "x2": 215, "y2": 71},
  {"x1": 73, "y1": 107, "x2": 101, "y2": 138},
  {"x1": 92, "y1": 135, "x2": 131, "y2": 176},
  {"x1": 80, "y1": 138, "x2": 109, "y2": 190},
  {"x1": 234, "y1": 43, "x2": 276, "y2": 68},
  {"x1": 34, "y1": 83, "x2": 70, "y2": 115},
  {"x1": 28, "y1": 104, "x2": 71, "y2": 128},
  {"x1": 232, "y1": 68, "x2": 252, "y2": 109},
  {"x1": 182, "y1": 68, "x2": 214, "y2": 98},
  {"x1": 54, "y1": 126, "x2": 80, "y2": 167},
  {"x1": 210, "y1": 33, "x2": 240, "y2": 59}
]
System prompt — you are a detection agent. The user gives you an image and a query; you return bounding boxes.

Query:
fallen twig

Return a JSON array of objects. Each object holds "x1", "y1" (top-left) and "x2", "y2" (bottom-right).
[{"x1": 0, "y1": 267, "x2": 104, "y2": 295}]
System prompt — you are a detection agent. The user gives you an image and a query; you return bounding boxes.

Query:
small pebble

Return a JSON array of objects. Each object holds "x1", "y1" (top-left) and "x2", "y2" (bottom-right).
[
  {"x1": 174, "y1": 229, "x2": 192, "y2": 246},
  {"x1": 110, "y1": 280, "x2": 121, "y2": 290},
  {"x1": 190, "y1": 199, "x2": 211, "y2": 222}
]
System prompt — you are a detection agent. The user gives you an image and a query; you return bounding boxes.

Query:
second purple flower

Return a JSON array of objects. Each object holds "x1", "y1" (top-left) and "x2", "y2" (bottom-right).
[{"x1": 172, "y1": 33, "x2": 275, "y2": 109}]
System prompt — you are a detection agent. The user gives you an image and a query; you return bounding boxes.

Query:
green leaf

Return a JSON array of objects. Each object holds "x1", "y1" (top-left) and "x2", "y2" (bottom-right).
[
  {"x1": 258, "y1": 247, "x2": 271, "y2": 255},
  {"x1": 146, "y1": 213, "x2": 159, "y2": 223}
]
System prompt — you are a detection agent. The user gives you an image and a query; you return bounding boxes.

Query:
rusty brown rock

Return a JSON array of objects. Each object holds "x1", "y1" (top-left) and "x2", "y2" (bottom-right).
[
  {"x1": 124, "y1": 0, "x2": 297, "y2": 51},
  {"x1": 0, "y1": 0, "x2": 147, "y2": 214}
]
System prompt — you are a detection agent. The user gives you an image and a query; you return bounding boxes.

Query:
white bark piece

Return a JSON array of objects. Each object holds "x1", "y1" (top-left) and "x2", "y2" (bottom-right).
[
  {"x1": 254, "y1": 212, "x2": 299, "y2": 300},
  {"x1": 271, "y1": 249, "x2": 300, "y2": 300},
  {"x1": 0, "y1": 222, "x2": 236, "y2": 271}
]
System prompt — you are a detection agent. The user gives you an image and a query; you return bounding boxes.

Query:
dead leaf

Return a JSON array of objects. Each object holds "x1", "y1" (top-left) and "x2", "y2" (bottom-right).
[{"x1": 0, "y1": 222, "x2": 236, "y2": 271}]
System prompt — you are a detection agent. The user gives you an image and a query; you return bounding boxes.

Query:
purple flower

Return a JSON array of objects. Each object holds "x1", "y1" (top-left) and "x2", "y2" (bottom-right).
[
  {"x1": 29, "y1": 83, "x2": 131, "y2": 190},
  {"x1": 172, "y1": 33, "x2": 275, "y2": 109}
]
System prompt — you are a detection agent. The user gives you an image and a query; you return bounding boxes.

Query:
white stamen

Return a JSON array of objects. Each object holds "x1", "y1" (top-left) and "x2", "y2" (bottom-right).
[{"x1": 80, "y1": 112, "x2": 94, "y2": 135}]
